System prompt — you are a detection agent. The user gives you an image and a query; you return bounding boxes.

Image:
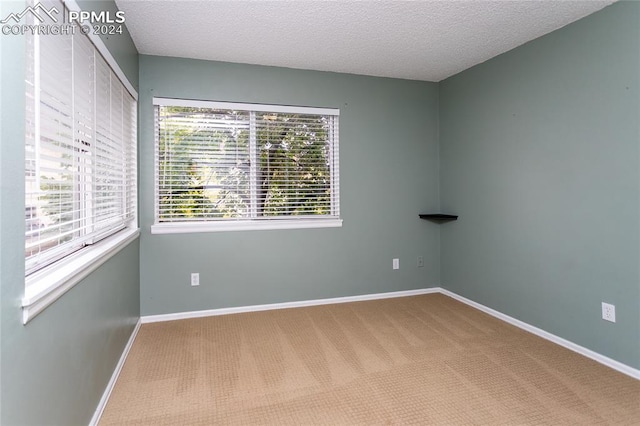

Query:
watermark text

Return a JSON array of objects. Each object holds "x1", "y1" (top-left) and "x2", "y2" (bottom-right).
[{"x1": 1, "y1": 3, "x2": 125, "y2": 36}]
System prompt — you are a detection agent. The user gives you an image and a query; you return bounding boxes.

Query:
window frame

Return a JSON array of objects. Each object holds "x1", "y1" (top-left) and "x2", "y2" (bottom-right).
[
  {"x1": 151, "y1": 97, "x2": 342, "y2": 234},
  {"x1": 22, "y1": 0, "x2": 139, "y2": 324}
]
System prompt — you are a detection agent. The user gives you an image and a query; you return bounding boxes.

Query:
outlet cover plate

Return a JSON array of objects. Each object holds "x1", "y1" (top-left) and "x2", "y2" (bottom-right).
[{"x1": 601, "y1": 302, "x2": 615, "y2": 323}]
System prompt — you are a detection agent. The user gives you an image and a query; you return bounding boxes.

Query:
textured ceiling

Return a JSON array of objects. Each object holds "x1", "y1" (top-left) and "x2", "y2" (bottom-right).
[{"x1": 114, "y1": 0, "x2": 615, "y2": 82}]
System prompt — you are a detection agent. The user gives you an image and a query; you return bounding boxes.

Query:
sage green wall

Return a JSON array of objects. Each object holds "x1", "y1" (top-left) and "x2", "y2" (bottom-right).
[
  {"x1": 0, "y1": 1, "x2": 140, "y2": 424},
  {"x1": 139, "y1": 55, "x2": 440, "y2": 316},
  {"x1": 439, "y1": 1, "x2": 640, "y2": 369}
]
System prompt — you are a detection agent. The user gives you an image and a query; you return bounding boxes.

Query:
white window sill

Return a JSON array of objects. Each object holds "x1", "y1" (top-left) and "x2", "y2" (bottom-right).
[
  {"x1": 151, "y1": 218, "x2": 343, "y2": 234},
  {"x1": 22, "y1": 227, "x2": 140, "y2": 324}
]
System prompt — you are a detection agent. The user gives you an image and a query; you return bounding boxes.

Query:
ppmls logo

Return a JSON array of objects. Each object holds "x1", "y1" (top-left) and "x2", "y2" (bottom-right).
[
  {"x1": 2, "y1": 3, "x2": 125, "y2": 36},
  {"x1": 0, "y1": 3, "x2": 59, "y2": 24}
]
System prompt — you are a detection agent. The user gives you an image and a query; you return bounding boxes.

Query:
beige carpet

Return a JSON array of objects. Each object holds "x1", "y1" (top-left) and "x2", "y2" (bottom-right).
[{"x1": 100, "y1": 294, "x2": 640, "y2": 425}]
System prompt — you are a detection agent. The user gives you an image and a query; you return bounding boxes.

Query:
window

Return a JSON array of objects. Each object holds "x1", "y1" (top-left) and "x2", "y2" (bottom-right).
[
  {"x1": 152, "y1": 98, "x2": 341, "y2": 233},
  {"x1": 23, "y1": 0, "x2": 138, "y2": 321}
]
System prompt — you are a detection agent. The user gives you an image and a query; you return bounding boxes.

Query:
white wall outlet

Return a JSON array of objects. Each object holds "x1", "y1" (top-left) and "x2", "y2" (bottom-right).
[
  {"x1": 191, "y1": 272, "x2": 200, "y2": 287},
  {"x1": 601, "y1": 302, "x2": 615, "y2": 323},
  {"x1": 393, "y1": 258, "x2": 399, "y2": 270},
  {"x1": 417, "y1": 256, "x2": 424, "y2": 267}
]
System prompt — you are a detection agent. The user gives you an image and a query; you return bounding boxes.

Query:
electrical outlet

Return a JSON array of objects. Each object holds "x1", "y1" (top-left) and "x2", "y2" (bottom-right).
[
  {"x1": 393, "y1": 258, "x2": 399, "y2": 270},
  {"x1": 602, "y1": 302, "x2": 615, "y2": 323},
  {"x1": 417, "y1": 256, "x2": 424, "y2": 267},
  {"x1": 191, "y1": 272, "x2": 200, "y2": 287}
]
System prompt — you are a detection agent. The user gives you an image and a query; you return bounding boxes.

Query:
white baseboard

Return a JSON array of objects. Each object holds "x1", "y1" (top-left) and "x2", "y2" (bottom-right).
[
  {"x1": 89, "y1": 318, "x2": 142, "y2": 426},
  {"x1": 141, "y1": 288, "x2": 439, "y2": 324},
  {"x1": 439, "y1": 288, "x2": 640, "y2": 380}
]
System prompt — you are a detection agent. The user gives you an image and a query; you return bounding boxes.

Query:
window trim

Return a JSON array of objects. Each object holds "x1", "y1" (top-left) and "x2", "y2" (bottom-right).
[
  {"x1": 152, "y1": 97, "x2": 341, "y2": 233},
  {"x1": 151, "y1": 218, "x2": 342, "y2": 234},
  {"x1": 22, "y1": 227, "x2": 139, "y2": 324},
  {"x1": 153, "y1": 97, "x2": 335, "y2": 116},
  {"x1": 22, "y1": 0, "x2": 139, "y2": 324}
]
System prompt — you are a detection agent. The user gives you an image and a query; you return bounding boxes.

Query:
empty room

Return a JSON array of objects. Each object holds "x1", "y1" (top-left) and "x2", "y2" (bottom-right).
[{"x1": 1, "y1": 0, "x2": 639, "y2": 424}]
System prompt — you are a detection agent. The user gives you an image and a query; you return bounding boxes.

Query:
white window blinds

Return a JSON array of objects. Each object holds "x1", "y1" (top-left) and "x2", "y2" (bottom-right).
[
  {"x1": 154, "y1": 99, "x2": 339, "y2": 224},
  {"x1": 25, "y1": 0, "x2": 137, "y2": 276}
]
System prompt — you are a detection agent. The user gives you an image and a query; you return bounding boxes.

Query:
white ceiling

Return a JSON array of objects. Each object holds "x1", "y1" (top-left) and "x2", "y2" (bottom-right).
[{"x1": 114, "y1": 0, "x2": 615, "y2": 82}]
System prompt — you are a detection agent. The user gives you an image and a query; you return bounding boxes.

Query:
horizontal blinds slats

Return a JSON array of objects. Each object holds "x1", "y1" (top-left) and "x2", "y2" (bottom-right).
[
  {"x1": 156, "y1": 105, "x2": 339, "y2": 222},
  {"x1": 25, "y1": 0, "x2": 137, "y2": 276}
]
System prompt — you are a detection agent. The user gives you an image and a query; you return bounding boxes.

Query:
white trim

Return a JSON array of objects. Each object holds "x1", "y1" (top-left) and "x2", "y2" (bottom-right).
[
  {"x1": 151, "y1": 218, "x2": 343, "y2": 234},
  {"x1": 439, "y1": 288, "x2": 640, "y2": 380},
  {"x1": 152, "y1": 97, "x2": 338, "y2": 116},
  {"x1": 141, "y1": 288, "x2": 438, "y2": 324},
  {"x1": 63, "y1": 0, "x2": 138, "y2": 101},
  {"x1": 89, "y1": 319, "x2": 141, "y2": 426},
  {"x1": 22, "y1": 228, "x2": 140, "y2": 324}
]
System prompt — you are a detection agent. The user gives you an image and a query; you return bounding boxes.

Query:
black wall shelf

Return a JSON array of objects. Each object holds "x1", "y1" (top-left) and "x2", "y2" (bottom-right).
[{"x1": 419, "y1": 214, "x2": 458, "y2": 222}]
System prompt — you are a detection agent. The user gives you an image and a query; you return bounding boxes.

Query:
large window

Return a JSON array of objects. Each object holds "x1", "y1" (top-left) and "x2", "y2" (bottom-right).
[
  {"x1": 24, "y1": 0, "x2": 137, "y2": 320},
  {"x1": 152, "y1": 98, "x2": 340, "y2": 233}
]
